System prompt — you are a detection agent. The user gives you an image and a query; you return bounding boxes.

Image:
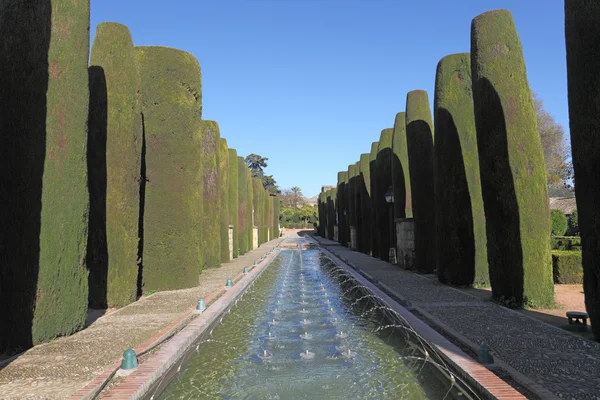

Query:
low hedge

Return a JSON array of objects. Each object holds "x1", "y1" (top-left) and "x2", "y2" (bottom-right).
[
  {"x1": 552, "y1": 250, "x2": 583, "y2": 284},
  {"x1": 551, "y1": 236, "x2": 581, "y2": 251}
]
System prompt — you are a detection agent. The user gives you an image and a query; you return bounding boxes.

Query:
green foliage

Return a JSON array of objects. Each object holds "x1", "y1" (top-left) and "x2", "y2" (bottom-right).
[
  {"x1": 358, "y1": 153, "x2": 372, "y2": 253},
  {"x1": 327, "y1": 189, "x2": 337, "y2": 240},
  {"x1": 550, "y1": 209, "x2": 568, "y2": 236},
  {"x1": 318, "y1": 192, "x2": 327, "y2": 237},
  {"x1": 0, "y1": 0, "x2": 92, "y2": 351},
  {"x1": 136, "y1": 46, "x2": 203, "y2": 292},
  {"x1": 272, "y1": 196, "x2": 281, "y2": 238},
  {"x1": 281, "y1": 204, "x2": 318, "y2": 225},
  {"x1": 337, "y1": 171, "x2": 348, "y2": 245},
  {"x1": 369, "y1": 142, "x2": 379, "y2": 257},
  {"x1": 433, "y1": 53, "x2": 488, "y2": 286},
  {"x1": 552, "y1": 250, "x2": 583, "y2": 284},
  {"x1": 392, "y1": 112, "x2": 412, "y2": 219},
  {"x1": 565, "y1": 0, "x2": 600, "y2": 339},
  {"x1": 406, "y1": 90, "x2": 436, "y2": 273},
  {"x1": 551, "y1": 236, "x2": 581, "y2": 251},
  {"x1": 375, "y1": 129, "x2": 394, "y2": 261},
  {"x1": 252, "y1": 178, "x2": 263, "y2": 246},
  {"x1": 567, "y1": 209, "x2": 579, "y2": 236},
  {"x1": 246, "y1": 166, "x2": 254, "y2": 249},
  {"x1": 264, "y1": 191, "x2": 273, "y2": 240},
  {"x1": 237, "y1": 156, "x2": 248, "y2": 255},
  {"x1": 228, "y1": 149, "x2": 239, "y2": 258},
  {"x1": 218, "y1": 138, "x2": 230, "y2": 262},
  {"x1": 471, "y1": 9, "x2": 553, "y2": 307},
  {"x1": 347, "y1": 164, "x2": 358, "y2": 243},
  {"x1": 88, "y1": 22, "x2": 142, "y2": 308},
  {"x1": 200, "y1": 121, "x2": 221, "y2": 269}
]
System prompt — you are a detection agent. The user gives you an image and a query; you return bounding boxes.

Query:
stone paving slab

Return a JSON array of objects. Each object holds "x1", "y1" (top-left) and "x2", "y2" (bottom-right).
[
  {"x1": 0, "y1": 238, "x2": 283, "y2": 400},
  {"x1": 315, "y1": 237, "x2": 600, "y2": 400}
]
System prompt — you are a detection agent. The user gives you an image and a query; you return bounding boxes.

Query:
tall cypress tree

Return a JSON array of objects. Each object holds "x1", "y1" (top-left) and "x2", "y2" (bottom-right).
[
  {"x1": 406, "y1": 90, "x2": 435, "y2": 273},
  {"x1": 246, "y1": 165, "x2": 254, "y2": 249},
  {"x1": 88, "y1": 22, "x2": 142, "y2": 308},
  {"x1": 392, "y1": 112, "x2": 411, "y2": 219},
  {"x1": 375, "y1": 129, "x2": 394, "y2": 261},
  {"x1": 566, "y1": 0, "x2": 600, "y2": 339},
  {"x1": 218, "y1": 138, "x2": 230, "y2": 263},
  {"x1": 434, "y1": 53, "x2": 488, "y2": 286},
  {"x1": 199, "y1": 120, "x2": 221, "y2": 270},
  {"x1": 237, "y1": 156, "x2": 248, "y2": 255},
  {"x1": 369, "y1": 142, "x2": 380, "y2": 258},
  {"x1": 358, "y1": 153, "x2": 372, "y2": 254},
  {"x1": 472, "y1": 9, "x2": 553, "y2": 306},
  {"x1": 228, "y1": 149, "x2": 239, "y2": 258}
]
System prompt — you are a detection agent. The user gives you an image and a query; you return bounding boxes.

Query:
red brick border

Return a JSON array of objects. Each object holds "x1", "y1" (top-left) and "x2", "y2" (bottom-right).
[
  {"x1": 317, "y1": 244, "x2": 527, "y2": 400},
  {"x1": 72, "y1": 243, "x2": 283, "y2": 399}
]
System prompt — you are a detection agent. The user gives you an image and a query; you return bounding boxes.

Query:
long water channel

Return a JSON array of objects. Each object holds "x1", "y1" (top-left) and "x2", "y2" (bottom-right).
[{"x1": 156, "y1": 239, "x2": 472, "y2": 399}]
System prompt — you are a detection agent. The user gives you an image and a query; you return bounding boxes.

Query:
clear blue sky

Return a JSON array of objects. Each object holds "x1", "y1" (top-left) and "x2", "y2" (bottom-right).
[{"x1": 91, "y1": 0, "x2": 568, "y2": 198}]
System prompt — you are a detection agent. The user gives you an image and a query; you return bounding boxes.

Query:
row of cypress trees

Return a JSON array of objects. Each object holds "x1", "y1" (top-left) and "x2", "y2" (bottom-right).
[
  {"x1": 0, "y1": 2, "x2": 281, "y2": 354},
  {"x1": 318, "y1": 9, "x2": 554, "y2": 310}
]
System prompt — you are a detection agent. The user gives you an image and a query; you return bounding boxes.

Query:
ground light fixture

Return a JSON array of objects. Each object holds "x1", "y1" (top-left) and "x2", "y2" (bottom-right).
[
  {"x1": 226, "y1": 279, "x2": 234, "y2": 287},
  {"x1": 121, "y1": 349, "x2": 138, "y2": 370},
  {"x1": 243, "y1": 267, "x2": 249, "y2": 274},
  {"x1": 196, "y1": 298, "x2": 206, "y2": 312}
]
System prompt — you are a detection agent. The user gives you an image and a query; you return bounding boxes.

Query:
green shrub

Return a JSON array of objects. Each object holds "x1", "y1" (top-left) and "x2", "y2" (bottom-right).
[
  {"x1": 264, "y1": 191, "x2": 272, "y2": 240},
  {"x1": 550, "y1": 209, "x2": 568, "y2": 236},
  {"x1": 318, "y1": 192, "x2": 327, "y2": 237},
  {"x1": 566, "y1": 0, "x2": 600, "y2": 339},
  {"x1": 369, "y1": 142, "x2": 379, "y2": 257},
  {"x1": 375, "y1": 129, "x2": 394, "y2": 261},
  {"x1": 552, "y1": 251, "x2": 583, "y2": 284},
  {"x1": 136, "y1": 46, "x2": 203, "y2": 292},
  {"x1": 471, "y1": 9, "x2": 553, "y2": 307},
  {"x1": 252, "y1": 178, "x2": 263, "y2": 246},
  {"x1": 326, "y1": 189, "x2": 337, "y2": 240},
  {"x1": 0, "y1": 0, "x2": 92, "y2": 352},
  {"x1": 88, "y1": 22, "x2": 142, "y2": 308},
  {"x1": 567, "y1": 209, "x2": 579, "y2": 236},
  {"x1": 392, "y1": 112, "x2": 412, "y2": 219},
  {"x1": 246, "y1": 167, "x2": 254, "y2": 249},
  {"x1": 272, "y1": 196, "x2": 281, "y2": 238},
  {"x1": 551, "y1": 236, "x2": 581, "y2": 251},
  {"x1": 228, "y1": 149, "x2": 239, "y2": 258},
  {"x1": 358, "y1": 153, "x2": 372, "y2": 253},
  {"x1": 347, "y1": 164, "x2": 358, "y2": 239},
  {"x1": 406, "y1": 90, "x2": 436, "y2": 273},
  {"x1": 198, "y1": 121, "x2": 221, "y2": 270},
  {"x1": 218, "y1": 138, "x2": 230, "y2": 262},
  {"x1": 237, "y1": 156, "x2": 248, "y2": 255},
  {"x1": 337, "y1": 171, "x2": 348, "y2": 245},
  {"x1": 433, "y1": 53, "x2": 488, "y2": 286}
]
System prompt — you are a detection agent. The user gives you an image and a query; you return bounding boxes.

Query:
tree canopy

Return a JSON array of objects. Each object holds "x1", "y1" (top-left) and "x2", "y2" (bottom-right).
[{"x1": 244, "y1": 153, "x2": 280, "y2": 194}]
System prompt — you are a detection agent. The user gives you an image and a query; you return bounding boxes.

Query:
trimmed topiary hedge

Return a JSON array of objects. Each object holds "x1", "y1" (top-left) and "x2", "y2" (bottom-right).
[
  {"x1": 566, "y1": 209, "x2": 579, "y2": 236},
  {"x1": 552, "y1": 236, "x2": 581, "y2": 251},
  {"x1": 347, "y1": 164, "x2": 358, "y2": 243},
  {"x1": 566, "y1": 0, "x2": 600, "y2": 339},
  {"x1": 264, "y1": 191, "x2": 273, "y2": 240},
  {"x1": 550, "y1": 209, "x2": 568, "y2": 236},
  {"x1": 337, "y1": 171, "x2": 348, "y2": 246},
  {"x1": 200, "y1": 121, "x2": 221, "y2": 269},
  {"x1": 369, "y1": 142, "x2": 380, "y2": 257},
  {"x1": 358, "y1": 153, "x2": 372, "y2": 253},
  {"x1": 88, "y1": 22, "x2": 142, "y2": 308},
  {"x1": 252, "y1": 178, "x2": 263, "y2": 246},
  {"x1": 392, "y1": 112, "x2": 411, "y2": 219},
  {"x1": 472, "y1": 9, "x2": 553, "y2": 307},
  {"x1": 272, "y1": 196, "x2": 280, "y2": 238},
  {"x1": 375, "y1": 129, "x2": 394, "y2": 261},
  {"x1": 237, "y1": 156, "x2": 248, "y2": 255},
  {"x1": 0, "y1": 0, "x2": 91, "y2": 351},
  {"x1": 228, "y1": 149, "x2": 239, "y2": 258},
  {"x1": 552, "y1": 251, "x2": 583, "y2": 284},
  {"x1": 406, "y1": 90, "x2": 436, "y2": 273},
  {"x1": 136, "y1": 46, "x2": 203, "y2": 292},
  {"x1": 433, "y1": 53, "x2": 488, "y2": 286},
  {"x1": 246, "y1": 166, "x2": 254, "y2": 250},
  {"x1": 218, "y1": 138, "x2": 230, "y2": 262},
  {"x1": 318, "y1": 192, "x2": 327, "y2": 237}
]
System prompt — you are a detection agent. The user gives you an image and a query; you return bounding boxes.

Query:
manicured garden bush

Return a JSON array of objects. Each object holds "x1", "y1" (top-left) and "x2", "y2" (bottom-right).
[
  {"x1": 252, "y1": 178, "x2": 263, "y2": 246},
  {"x1": 337, "y1": 171, "x2": 348, "y2": 246},
  {"x1": 228, "y1": 149, "x2": 239, "y2": 258},
  {"x1": 566, "y1": 209, "x2": 579, "y2": 236},
  {"x1": 347, "y1": 164, "x2": 358, "y2": 243},
  {"x1": 88, "y1": 22, "x2": 142, "y2": 308},
  {"x1": 199, "y1": 121, "x2": 221, "y2": 269},
  {"x1": 272, "y1": 196, "x2": 281, "y2": 238},
  {"x1": 0, "y1": 0, "x2": 91, "y2": 351},
  {"x1": 406, "y1": 90, "x2": 436, "y2": 273},
  {"x1": 327, "y1": 189, "x2": 337, "y2": 240},
  {"x1": 246, "y1": 167, "x2": 254, "y2": 249},
  {"x1": 358, "y1": 153, "x2": 372, "y2": 253},
  {"x1": 218, "y1": 138, "x2": 230, "y2": 262},
  {"x1": 318, "y1": 192, "x2": 327, "y2": 237},
  {"x1": 264, "y1": 191, "x2": 272, "y2": 240},
  {"x1": 375, "y1": 129, "x2": 394, "y2": 261},
  {"x1": 369, "y1": 142, "x2": 380, "y2": 257},
  {"x1": 472, "y1": 9, "x2": 553, "y2": 307},
  {"x1": 237, "y1": 156, "x2": 248, "y2": 255},
  {"x1": 552, "y1": 251, "x2": 583, "y2": 284},
  {"x1": 392, "y1": 112, "x2": 411, "y2": 219},
  {"x1": 552, "y1": 236, "x2": 582, "y2": 251},
  {"x1": 433, "y1": 53, "x2": 488, "y2": 286},
  {"x1": 565, "y1": 0, "x2": 600, "y2": 339},
  {"x1": 550, "y1": 209, "x2": 568, "y2": 236},
  {"x1": 136, "y1": 46, "x2": 203, "y2": 292}
]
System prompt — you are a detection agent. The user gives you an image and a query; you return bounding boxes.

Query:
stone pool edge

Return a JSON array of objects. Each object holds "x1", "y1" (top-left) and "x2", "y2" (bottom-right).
[
  {"x1": 89, "y1": 242, "x2": 283, "y2": 400},
  {"x1": 312, "y1": 239, "x2": 526, "y2": 400}
]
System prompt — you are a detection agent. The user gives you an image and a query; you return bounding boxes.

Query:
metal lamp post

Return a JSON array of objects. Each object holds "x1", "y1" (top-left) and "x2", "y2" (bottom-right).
[{"x1": 384, "y1": 185, "x2": 396, "y2": 264}]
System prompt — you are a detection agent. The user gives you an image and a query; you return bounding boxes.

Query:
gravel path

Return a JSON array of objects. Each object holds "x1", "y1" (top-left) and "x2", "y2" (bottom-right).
[
  {"x1": 0, "y1": 237, "x2": 284, "y2": 400},
  {"x1": 314, "y1": 236, "x2": 600, "y2": 400}
]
